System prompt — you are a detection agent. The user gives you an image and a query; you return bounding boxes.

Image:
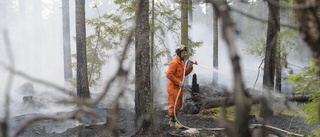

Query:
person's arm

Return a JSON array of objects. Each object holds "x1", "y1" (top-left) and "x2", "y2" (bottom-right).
[
  {"x1": 185, "y1": 60, "x2": 197, "y2": 76},
  {"x1": 166, "y1": 62, "x2": 181, "y2": 86}
]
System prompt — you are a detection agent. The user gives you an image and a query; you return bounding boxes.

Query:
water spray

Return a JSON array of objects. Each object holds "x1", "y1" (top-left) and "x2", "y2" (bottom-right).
[{"x1": 196, "y1": 63, "x2": 220, "y2": 73}]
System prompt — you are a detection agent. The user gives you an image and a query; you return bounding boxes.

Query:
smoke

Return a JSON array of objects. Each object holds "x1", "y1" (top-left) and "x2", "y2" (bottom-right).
[
  {"x1": 0, "y1": 0, "x2": 125, "y2": 114},
  {"x1": 0, "y1": 1, "x2": 63, "y2": 121},
  {"x1": 0, "y1": 0, "x2": 313, "y2": 132}
]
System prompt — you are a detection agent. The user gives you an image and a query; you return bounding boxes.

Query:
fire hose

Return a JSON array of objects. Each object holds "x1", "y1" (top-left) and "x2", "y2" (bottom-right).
[
  {"x1": 172, "y1": 60, "x2": 305, "y2": 136},
  {"x1": 173, "y1": 60, "x2": 224, "y2": 132}
]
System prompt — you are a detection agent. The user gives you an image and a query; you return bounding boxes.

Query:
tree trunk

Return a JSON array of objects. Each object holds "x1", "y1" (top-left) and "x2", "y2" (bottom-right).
[
  {"x1": 296, "y1": 0, "x2": 320, "y2": 76},
  {"x1": 275, "y1": 1, "x2": 282, "y2": 93},
  {"x1": 261, "y1": 0, "x2": 280, "y2": 118},
  {"x1": 76, "y1": 0, "x2": 90, "y2": 99},
  {"x1": 275, "y1": 50, "x2": 281, "y2": 92},
  {"x1": 62, "y1": 0, "x2": 73, "y2": 83},
  {"x1": 212, "y1": 10, "x2": 218, "y2": 86},
  {"x1": 263, "y1": 0, "x2": 279, "y2": 92},
  {"x1": 188, "y1": 0, "x2": 193, "y2": 36},
  {"x1": 151, "y1": 0, "x2": 155, "y2": 70},
  {"x1": 181, "y1": 0, "x2": 188, "y2": 46},
  {"x1": 135, "y1": 0, "x2": 152, "y2": 134},
  {"x1": 293, "y1": 0, "x2": 320, "y2": 124},
  {"x1": 181, "y1": 0, "x2": 189, "y2": 85}
]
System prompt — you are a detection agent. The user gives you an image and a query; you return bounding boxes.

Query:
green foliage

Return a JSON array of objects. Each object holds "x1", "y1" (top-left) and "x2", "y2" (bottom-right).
[
  {"x1": 114, "y1": 0, "x2": 136, "y2": 14},
  {"x1": 288, "y1": 59, "x2": 320, "y2": 135},
  {"x1": 243, "y1": 35, "x2": 266, "y2": 59},
  {"x1": 244, "y1": 28, "x2": 296, "y2": 62},
  {"x1": 312, "y1": 129, "x2": 320, "y2": 137},
  {"x1": 242, "y1": 0, "x2": 297, "y2": 69},
  {"x1": 277, "y1": 29, "x2": 296, "y2": 68},
  {"x1": 152, "y1": 1, "x2": 183, "y2": 65},
  {"x1": 187, "y1": 37, "x2": 203, "y2": 57},
  {"x1": 243, "y1": 27, "x2": 297, "y2": 83},
  {"x1": 288, "y1": 59, "x2": 319, "y2": 95},
  {"x1": 72, "y1": 0, "x2": 203, "y2": 88},
  {"x1": 72, "y1": 4, "x2": 129, "y2": 88}
]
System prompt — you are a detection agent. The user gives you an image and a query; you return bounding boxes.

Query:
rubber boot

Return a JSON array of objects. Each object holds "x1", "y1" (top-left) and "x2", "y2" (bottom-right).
[
  {"x1": 174, "y1": 121, "x2": 184, "y2": 129},
  {"x1": 168, "y1": 116, "x2": 175, "y2": 127},
  {"x1": 169, "y1": 116, "x2": 184, "y2": 129}
]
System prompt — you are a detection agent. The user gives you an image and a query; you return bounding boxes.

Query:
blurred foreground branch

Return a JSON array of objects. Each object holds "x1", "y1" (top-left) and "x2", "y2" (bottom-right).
[{"x1": 204, "y1": 0, "x2": 251, "y2": 136}]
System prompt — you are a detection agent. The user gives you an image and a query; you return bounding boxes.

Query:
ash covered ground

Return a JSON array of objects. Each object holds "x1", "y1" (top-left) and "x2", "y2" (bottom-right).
[
  {"x1": 4, "y1": 83, "x2": 317, "y2": 137},
  {"x1": 10, "y1": 107, "x2": 317, "y2": 137}
]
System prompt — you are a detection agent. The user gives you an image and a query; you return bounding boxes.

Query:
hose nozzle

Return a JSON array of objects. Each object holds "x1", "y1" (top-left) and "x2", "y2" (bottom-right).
[{"x1": 188, "y1": 60, "x2": 198, "y2": 65}]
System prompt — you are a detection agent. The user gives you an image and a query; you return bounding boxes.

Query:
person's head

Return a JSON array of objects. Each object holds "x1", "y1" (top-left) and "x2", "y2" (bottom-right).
[{"x1": 175, "y1": 45, "x2": 187, "y2": 60}]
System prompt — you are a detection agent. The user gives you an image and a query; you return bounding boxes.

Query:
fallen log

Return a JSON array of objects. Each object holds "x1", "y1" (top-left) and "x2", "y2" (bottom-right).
[
  {"x1": 201, "y1": 95, "x2": 310, "y2": 109},
  {"x1": 182, "y1": 74, "x2": 311, "y2": 113}
]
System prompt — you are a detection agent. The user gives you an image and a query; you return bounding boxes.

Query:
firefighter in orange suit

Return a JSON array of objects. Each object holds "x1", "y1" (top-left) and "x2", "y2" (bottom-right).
[{"x1": 166, "y1": 45, "x2": 197, "y2": 128}]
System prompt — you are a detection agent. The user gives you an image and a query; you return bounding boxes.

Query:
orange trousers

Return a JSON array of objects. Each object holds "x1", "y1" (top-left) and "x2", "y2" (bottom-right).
[{"x1": 168, "y1": 88, "x2": 184, "y2": 117}]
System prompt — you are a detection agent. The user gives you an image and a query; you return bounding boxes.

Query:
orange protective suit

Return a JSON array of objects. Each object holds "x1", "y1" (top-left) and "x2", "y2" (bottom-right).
[{"x1": 166, "y1": 56, "x2": 193, "y2": 117}]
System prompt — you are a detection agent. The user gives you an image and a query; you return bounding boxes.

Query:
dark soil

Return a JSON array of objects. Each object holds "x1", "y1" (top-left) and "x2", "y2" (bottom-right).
[{"x1": 13, "y1": 107, "x2": 317, "y2": 137}]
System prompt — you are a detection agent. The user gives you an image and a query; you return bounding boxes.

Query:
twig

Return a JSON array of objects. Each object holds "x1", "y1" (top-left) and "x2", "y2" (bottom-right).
[
  {"x1": 252, "y1": 59, "x2": 264, "y2": 92},
  {"x1": 2, "y1": 29, "x2": 14, "y2": 137},
  {"x1": 288, "y1": 116, "x2": 295, "y2": 130},
  {"x1": 88, "y1": 6, "x2": 102, "y2": 84},
  {"x1": 230, "y1": 7, "x2": 297, "y2": 30},
  {"x1": 0, "y1": 63, "x2": 74, "y2": 96}
]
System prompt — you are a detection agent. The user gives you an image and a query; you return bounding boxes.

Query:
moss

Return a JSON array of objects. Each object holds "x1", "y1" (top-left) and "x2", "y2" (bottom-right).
[
  {"x1": 204, "y1": 104, "x2": 304, "y2": 121},
  {"x1": 205, "y1": 107, "x2": 236, "y2": 121}
]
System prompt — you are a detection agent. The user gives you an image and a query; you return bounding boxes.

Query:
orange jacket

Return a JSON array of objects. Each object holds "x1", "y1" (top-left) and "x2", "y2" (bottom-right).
[{"x1": 166, "y1": 56, "x2": 193, "y2": 92}]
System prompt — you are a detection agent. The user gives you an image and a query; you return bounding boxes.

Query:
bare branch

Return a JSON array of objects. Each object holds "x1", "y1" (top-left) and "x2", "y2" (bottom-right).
[
  {"x1": 230, "y1": 7, "x2": 297, "y2": 30},
  {"x1": 252, "y1": 59, "x2": 264, "y2": 91},
  {"x1": 204, "y1": 0, "x2": 251, "y2": 136},
  {"x1": 2, "y1": 29, "x2": 14, "y2": 137},
  {"x1": 0, "y1": 63, "x2": 74, "y2": 97},
  {"x1": 267, "y1": 0, "x2": 320, "y2": 10}
]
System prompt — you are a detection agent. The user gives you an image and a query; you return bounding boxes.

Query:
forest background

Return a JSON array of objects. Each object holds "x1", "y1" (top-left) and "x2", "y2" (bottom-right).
[{"x1": 0, "y1": 0, "x2": 319, "y2": 136}]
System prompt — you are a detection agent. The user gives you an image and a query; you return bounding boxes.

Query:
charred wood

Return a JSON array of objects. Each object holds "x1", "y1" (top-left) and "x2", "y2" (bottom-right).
[{"x1": 183, "y1": 74, "x2": 311, "y2": 114}]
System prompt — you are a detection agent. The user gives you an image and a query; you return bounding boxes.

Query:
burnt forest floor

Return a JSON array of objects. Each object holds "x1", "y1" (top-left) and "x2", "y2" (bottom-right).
[
  {"x1": 15, "y1": 106, "x2": 318, "y2": 137},
  {"x1": 11, "y1": 84, "x2": 319, "y2": 137}
]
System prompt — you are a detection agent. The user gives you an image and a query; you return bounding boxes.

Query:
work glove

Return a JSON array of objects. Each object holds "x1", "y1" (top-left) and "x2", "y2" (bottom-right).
[
  {"x1": 189, "y1": 60, "x2": 198, "y2": 65},
  {"x1": 179, "y1": 82, "x2": 184, "y2": 87},
  {"x1": 188, "y1": 60, "x2": 198, "y2": 67}
]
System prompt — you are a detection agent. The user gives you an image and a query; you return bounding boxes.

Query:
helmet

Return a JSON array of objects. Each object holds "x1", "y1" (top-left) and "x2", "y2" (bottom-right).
[{"x1": 175, "y1": 45, "x2": 187, "y2": 55}]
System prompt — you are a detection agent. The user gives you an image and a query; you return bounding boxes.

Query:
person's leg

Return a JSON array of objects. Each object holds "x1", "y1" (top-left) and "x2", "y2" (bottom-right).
[
  {"x1": 168, "y1": 91, "x2": 175, "y2": 117},
  {"x1": 168, "y1": 89, "x2": 185, "y2": 129},
  {"x1": 175, "y1": 89, "x2": 184, "y2": 113},
  {"x1": 168, "y1": 91, "x2": 175, "y2": 127}
]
